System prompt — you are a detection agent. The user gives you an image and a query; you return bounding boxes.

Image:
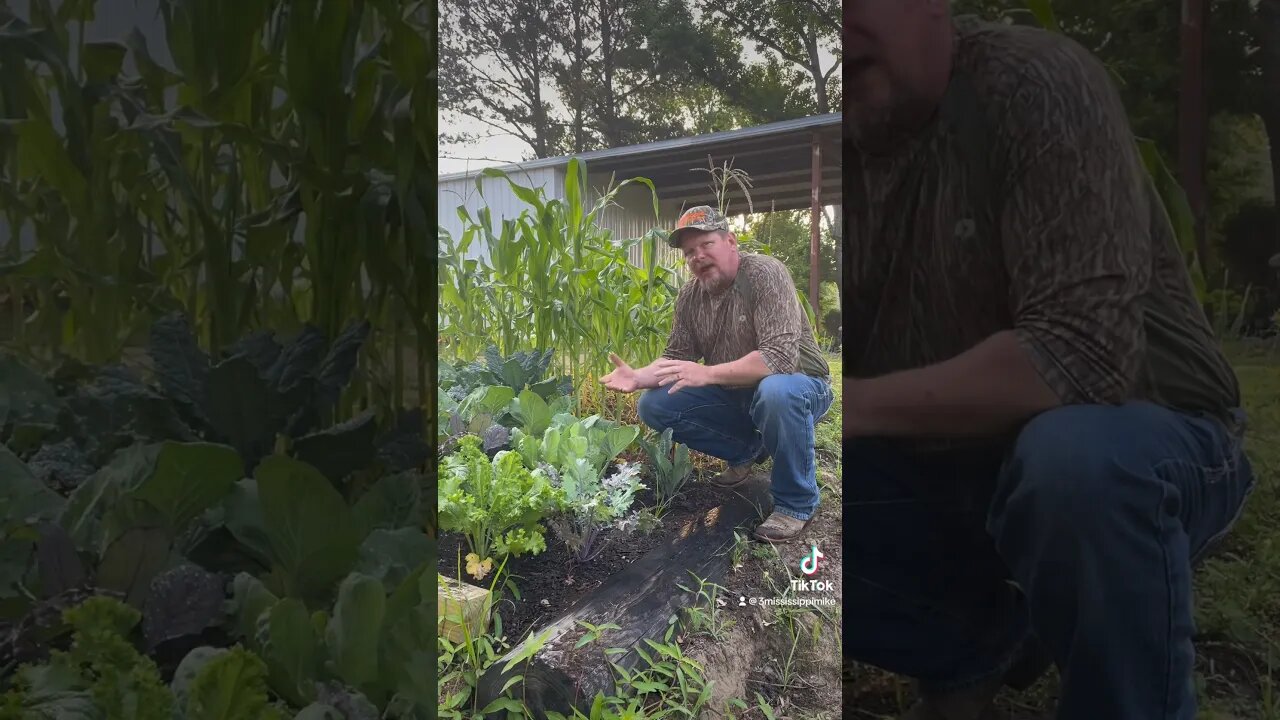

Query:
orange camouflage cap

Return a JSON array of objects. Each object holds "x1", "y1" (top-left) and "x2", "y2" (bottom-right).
[{"x1": 667, "y1": 205, "x2": 729, "y2": 247}]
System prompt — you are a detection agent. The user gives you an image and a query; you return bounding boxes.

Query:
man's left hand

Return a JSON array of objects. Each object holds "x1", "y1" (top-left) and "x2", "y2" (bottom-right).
[{"x1": 653, "y1": 360, "x2": 714, "y2": 394}]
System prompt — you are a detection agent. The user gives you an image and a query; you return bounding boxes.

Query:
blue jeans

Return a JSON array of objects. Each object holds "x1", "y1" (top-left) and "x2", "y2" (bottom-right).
[
  {"x1": 847, "y1": 402, "x2": 1254, "y2": 719},
  {"x1": 637, "y1": 374, "x2": 833, "y2": 520}
]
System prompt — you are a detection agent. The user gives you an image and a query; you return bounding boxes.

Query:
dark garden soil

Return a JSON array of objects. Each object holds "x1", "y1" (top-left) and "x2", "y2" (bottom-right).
[{"x1": 437, "y1": 476, "x2": 726, "y2": 645}]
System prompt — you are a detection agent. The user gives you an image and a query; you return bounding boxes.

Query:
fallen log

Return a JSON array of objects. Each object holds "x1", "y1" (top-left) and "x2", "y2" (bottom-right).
[{"x1": 474, "y1": 473, "x2": 774, "y2": 717}]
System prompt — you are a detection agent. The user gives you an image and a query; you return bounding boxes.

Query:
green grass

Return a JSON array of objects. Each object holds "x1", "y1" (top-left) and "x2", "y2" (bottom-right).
[{"x1": 1192, "y1": 349, "x2": 1280, "y2": 718}]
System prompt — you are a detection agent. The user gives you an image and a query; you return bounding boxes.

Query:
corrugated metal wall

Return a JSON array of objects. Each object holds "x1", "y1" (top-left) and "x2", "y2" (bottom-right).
[
  {"x1": 587, "y1": 180, "x2": 684, "y2": 271},
  {"x1": 438, "y1": 162, "x2": 687, "y2": 275},
  {"x1": 437, "y1": 166, "x2": 565, "y2": 261}
]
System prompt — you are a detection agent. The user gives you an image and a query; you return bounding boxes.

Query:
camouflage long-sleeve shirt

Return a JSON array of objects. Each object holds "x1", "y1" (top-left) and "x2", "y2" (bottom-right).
[
  {"x1": 848, "y1": 16, "x2": 1240, "y2": 430},
  {"x1": 663, "y1": 253, "x2": 830, "y2": 382}
]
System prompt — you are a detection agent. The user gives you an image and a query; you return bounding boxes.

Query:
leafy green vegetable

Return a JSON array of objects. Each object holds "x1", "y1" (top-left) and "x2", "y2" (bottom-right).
[
  {"x1": 227, "y1": 573, "x2": 279, "y2": 646},
  {"x1": 132, "y1": 442, "x2": 243, "y2": 534},
  {"x1": 185, "y1": 645, "x2": 285, "y2": 720},
  {"x1": 354, "y1": 528, "x2": 431, "y2": 592},
  {"x1": 547, "y1": 462, "x2": 646, "y2": 562},
  {"x1": 437, "y1": 436, "x2": 560, "y2": 579},
  {"x1": 95, "y1": 526, "x2": 172, "y2": 608},
  {"x1": 507, "y1": 409, "x2": 647, "y2": 560},
  {"x1": 262, "y1": 598, "x2": 321, "y2": 707},
  {"x1": 0, "y1": 444, "x2": 64, "y2": 531},
  {"x1": 256, "y1": 456, "x2": 359, "y2": 601},
  {"x1": 511, "y1": 413, "x2": 639, "y2": 484},
  {"x1": 141, "y1": 564, "x2": 226, "y2": 651},
  {"x1": 292, "y1": 412, "x2": 378, "y2": 484},
  {"x1": 325, "y1": 573, "x2": 385, "y2": 694},
  {"x1": 221, "y1": 480, "x2": 275, "y2": 567},
  {"x1": 172, "y1": 646, "x2": 228, "y2": 711},
  {"x1": 636, "y1": 428, "x2": 693, "y2": 510},
  {"x1": 61, "y1": 443, "x2": 162, "y2": 553},
  {"x1": 351, "y1": 473, "x2": 421, "y2": 538},
  {"x1": 0, "y1": 662, "x2": 97, "y2": 719},
  {"x1": 52, "y1": 597, "x2": 171, "y2": 719}
]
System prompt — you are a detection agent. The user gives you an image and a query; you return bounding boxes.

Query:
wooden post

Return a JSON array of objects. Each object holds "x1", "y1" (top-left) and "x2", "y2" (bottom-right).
[
  {"x1": 1179, "y1": 0, "x2": 1211, "y2": 280},
  {"x1": 438, "y1": 575, "x2": 493, "y2": 644},
  {"x1": 809, "y1": 132, "x2": 822, "y2": 316}
]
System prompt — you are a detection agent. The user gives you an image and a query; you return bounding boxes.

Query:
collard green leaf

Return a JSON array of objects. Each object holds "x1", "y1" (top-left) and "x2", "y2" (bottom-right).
[
  {"x1": 205, "y1": 356, "x2": 273, "y2": 468},
  {"x1": 377, "y1": 563, "x2": 433, "y2": 710},
  {"x1": 256, "y1": 455, "x2": 358, "y2": 601},
  {"x1": 354, "y1": 528, "x2": 430, "y2": 592},
  {"x1": 228, "y1": 572, "x2": 278, "y2": 647},
  {"x1": 148, "y1": 312, "x2": 210, "y2": 416},
  {"x1": 599, "y1": 425, "x2": 640, "y2": 467},
  {"x1": 222, "y1": 480, "x2": 274, "y2": 568},
  {"x1": 351, "y1": 472, "x2": 420, "y2": 537},
  {"x1": 292, "y1": 411, "x2": 378, "y2": 484},
  {"x1": 141, "y1": 564, "x2": 226, "y2": 651},
  {"x1": 326, "y1": 573, "x2": 385, "y2": 693},
  {"x1": 0, "y1": 444, "x2": 63, "y2": 530},
  {"x1": 264, "y1": 598, "x2": 321, "y2": 707},
  {"x1": 132, "y1": 442, "x2": 243, "y2": 534},
  {"x1": 97, "y1": 525, "x2": 172, "y2": 608},
  {"x1": 61, "y1": 443, "x2": 161, "y2": 553},
  {"x1": 457, "y1": 386, "x2": 514, "y2": 422},
  {"x1": 510, "y1": 389, "x2": 552, "y2": 437},
  {"x1": 35, "y1": 522, "x2": 84, "y2": 598}
]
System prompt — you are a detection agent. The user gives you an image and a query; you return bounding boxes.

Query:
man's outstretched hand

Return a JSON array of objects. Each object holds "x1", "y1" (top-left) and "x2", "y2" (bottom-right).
[{"x1": 600, "y1": 353, "x2": 642, "y2": 393}]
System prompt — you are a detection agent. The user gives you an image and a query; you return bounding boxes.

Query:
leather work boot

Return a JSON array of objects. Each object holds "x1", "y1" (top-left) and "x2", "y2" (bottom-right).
[
  {"x1": 709, "y1": 462, "x2": 754, "y2": 488},
  {"x1": 899, "y1": 637, "x2": 1056, "y2": 720},
  {"x1": 708, "y1": 447, "x2": 769, "y2": 488}
]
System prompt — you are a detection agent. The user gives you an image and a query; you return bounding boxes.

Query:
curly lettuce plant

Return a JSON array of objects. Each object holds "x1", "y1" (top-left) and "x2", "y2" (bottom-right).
[{"x1": 437, "y1": 436, "x2": 561, "y2": 580}]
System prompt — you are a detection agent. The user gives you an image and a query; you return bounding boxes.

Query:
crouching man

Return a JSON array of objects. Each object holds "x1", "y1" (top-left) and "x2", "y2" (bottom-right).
[{"x1": 600, "y1": 205, "x2": 833, "y2": 543}]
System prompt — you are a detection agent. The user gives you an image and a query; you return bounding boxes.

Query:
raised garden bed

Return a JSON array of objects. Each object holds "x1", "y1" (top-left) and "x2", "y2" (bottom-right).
[
  {"x1": 436, "y1": 480, "x2": 725, "y2": 644},
  {"x1": 472, "y1": 475, "x2": 773, "y2": 717}
]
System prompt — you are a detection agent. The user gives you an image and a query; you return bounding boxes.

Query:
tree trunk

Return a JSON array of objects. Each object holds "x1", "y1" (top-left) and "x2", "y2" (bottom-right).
[
  {"x1": 571, "y1": 0, "x2": 587, "y2": 152},
  {"x1": 806, "y1": 33, "x2": 828, "y2": 114},
  {"x1": 599, "y1": 0, "x2": 620, "y2": 147}
]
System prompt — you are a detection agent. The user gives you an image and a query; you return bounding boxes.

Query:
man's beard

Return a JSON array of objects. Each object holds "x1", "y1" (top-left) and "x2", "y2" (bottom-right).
[{"x1": 696, "y1": 265, "x2": 733, "y2": 294}]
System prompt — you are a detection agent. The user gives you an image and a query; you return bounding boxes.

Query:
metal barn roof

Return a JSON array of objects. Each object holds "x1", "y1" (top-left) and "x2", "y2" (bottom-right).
[{"x1": 438, "y1": 113, "x2": 842, "y2": 216}]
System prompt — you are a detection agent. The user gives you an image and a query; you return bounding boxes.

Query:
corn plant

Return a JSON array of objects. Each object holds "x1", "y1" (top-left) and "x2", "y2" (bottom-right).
[
  {"x1": 0, "y1": 0, "x2": 431, "y2": 419},
  {"x1": 438, "y1": 159, "x2": 680, "y2": 409}
]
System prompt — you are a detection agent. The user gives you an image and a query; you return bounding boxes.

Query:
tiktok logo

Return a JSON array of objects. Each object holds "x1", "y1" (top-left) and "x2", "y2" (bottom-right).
[{"x1": 799, "y1": 544, "x2": 824, "y2": 576}]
